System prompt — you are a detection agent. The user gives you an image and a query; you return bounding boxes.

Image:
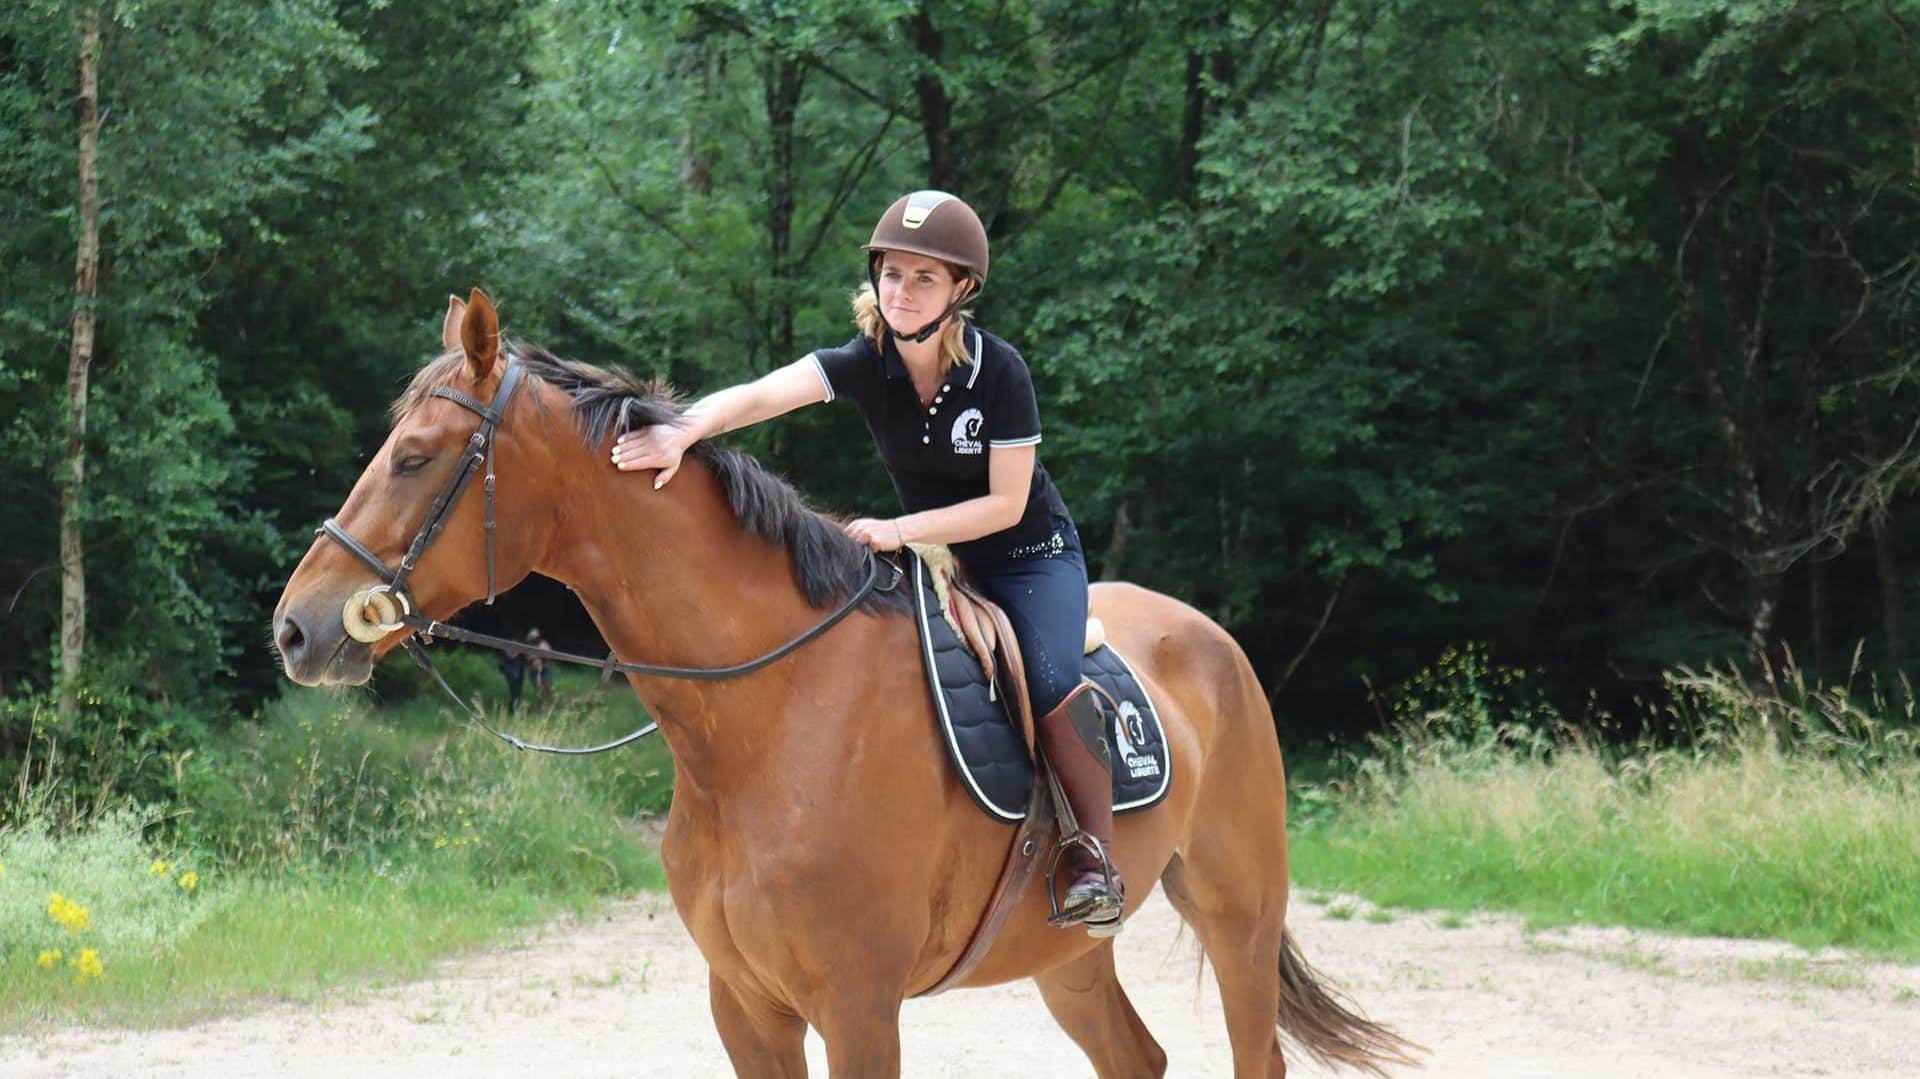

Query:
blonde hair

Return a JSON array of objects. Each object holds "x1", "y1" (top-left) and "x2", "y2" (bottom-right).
[{"x1": 852, "y1": 280, "x2": 976, "y2": 376}]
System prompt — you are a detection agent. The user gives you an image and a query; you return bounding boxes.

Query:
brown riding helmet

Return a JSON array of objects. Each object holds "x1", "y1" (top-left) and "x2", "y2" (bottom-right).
[{"x1": 863, "y1": 191, "x2": 990, "y2": 285}]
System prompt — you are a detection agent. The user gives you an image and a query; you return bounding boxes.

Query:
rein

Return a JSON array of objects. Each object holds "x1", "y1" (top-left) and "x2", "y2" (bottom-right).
[{"x1": 318, "y1": 357, "x2": 902, "y2": 755}]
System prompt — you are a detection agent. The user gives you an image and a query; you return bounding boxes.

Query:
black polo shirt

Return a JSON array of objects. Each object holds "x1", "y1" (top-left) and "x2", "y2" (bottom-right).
[{"x1": 809, "y1": 326, "x2": 1072, "y2": 564}]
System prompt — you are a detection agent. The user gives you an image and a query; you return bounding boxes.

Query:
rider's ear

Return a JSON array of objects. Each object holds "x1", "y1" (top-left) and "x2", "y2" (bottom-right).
[
  {"x1": 460, "y1": 288, "x2": 500, "y2": 381},
  {"x1": 441, "y1": 294, "x2": 466, "y2": 352}
]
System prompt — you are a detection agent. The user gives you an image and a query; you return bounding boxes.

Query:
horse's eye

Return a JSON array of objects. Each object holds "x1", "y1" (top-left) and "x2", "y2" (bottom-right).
[{"x1": 394, "y1": 454, "x2": 433, "y2": 476}]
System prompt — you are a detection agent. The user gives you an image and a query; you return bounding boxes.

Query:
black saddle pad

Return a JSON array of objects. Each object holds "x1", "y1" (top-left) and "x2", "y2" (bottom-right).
[{"x1": 910, "y1": 552, "x2": 1172, "y2": 822}]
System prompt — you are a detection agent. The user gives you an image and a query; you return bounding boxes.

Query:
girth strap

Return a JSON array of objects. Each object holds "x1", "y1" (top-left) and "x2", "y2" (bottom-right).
[{"x1": 915, "y1": 770, "x2": 1054, "y2": 997}]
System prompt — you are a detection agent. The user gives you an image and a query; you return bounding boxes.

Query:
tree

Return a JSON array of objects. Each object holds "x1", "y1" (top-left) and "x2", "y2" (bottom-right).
[{"x1": 57, "y1": 3, "x2": 101, "y2": 723}]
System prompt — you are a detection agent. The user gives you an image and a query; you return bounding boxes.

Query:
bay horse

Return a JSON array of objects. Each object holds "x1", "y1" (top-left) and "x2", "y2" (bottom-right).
[{"x1": 271, "y1": 291, "x2": 1417, "y2": 1077}]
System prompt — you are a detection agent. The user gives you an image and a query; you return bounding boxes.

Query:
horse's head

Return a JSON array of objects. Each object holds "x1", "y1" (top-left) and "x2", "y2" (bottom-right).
[{"x1": 272, "y1": 290, "x2": 555, "y2": 686}]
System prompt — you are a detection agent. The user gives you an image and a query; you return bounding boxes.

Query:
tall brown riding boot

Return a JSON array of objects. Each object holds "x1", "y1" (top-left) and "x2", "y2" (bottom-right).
[{"x1": 1037, "y1": 683, "x2": 1125, "y2": 936}]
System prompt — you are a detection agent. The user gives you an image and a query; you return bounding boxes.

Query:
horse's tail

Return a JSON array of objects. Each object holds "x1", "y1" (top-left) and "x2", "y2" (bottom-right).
[{"x1": 1275, "y1": 928, "x2": 1426, "y2": 1076}]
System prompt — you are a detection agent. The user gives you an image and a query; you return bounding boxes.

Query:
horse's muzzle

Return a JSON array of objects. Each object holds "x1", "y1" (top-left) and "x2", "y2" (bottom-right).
[{"x1": 274, "y1": 600, "x2": 377, "y2": 686}]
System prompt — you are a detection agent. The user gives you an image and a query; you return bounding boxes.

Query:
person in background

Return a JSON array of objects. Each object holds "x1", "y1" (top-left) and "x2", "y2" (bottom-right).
[
  {"x1": 525, "y1": 628, "x2": 555, "y2": 705},
  {"x1": 499, "y1": 642, "x2": 527, "y2": 711}
]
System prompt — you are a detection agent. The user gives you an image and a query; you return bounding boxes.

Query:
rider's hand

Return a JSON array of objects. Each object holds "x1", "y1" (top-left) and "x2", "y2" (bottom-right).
[
  {"x1": 844, "y1": 518, "x2": 905, "y2": 552},
  {"x1": 612, "y1": 424, "x2": 697, "y2": 488}
]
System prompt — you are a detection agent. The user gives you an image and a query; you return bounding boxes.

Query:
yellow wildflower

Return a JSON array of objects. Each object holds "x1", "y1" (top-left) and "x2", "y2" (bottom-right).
[
  {"x1": 434, "y1": 836, "x2": 449, "y2": 849},
  {"x1": 71, "y1": 948, "x2": 104, "y2": 985},
  {"x1": 178, "y1": 871, "x2": 198, "y2": 894},
  {"x1": 0, "y1": 859, "x2": 7, "y2": 877},
  {"x1": 36, "y1": 949, "x2": 62, "y2": 969},
  {"x1": 149, "y1": 859, "x2": 171, "y2": 877},
  {"x1": 47, "y1": 893, "x2": 91, "y2": 934}
]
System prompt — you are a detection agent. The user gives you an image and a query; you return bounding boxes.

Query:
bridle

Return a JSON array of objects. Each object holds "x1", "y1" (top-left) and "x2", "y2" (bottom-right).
[{"x1": 316, "y1": 356, "x2": 899, "y2": 755}]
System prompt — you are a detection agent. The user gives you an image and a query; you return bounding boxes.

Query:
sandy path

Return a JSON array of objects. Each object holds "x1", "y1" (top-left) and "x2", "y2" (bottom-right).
[{"x1": 4, "y1": 889, "x2": 1917, "y2": 1078}]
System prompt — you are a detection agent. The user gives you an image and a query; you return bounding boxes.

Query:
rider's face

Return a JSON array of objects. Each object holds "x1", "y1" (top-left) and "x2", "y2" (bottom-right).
[{"x1": 877, "y1": 251, "x2": 966, "y2": 326}]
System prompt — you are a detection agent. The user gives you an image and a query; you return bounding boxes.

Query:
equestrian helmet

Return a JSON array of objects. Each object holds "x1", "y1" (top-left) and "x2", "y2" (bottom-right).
[{"x1": 863, "y1": 191, "x2": 989, "y2": 285}]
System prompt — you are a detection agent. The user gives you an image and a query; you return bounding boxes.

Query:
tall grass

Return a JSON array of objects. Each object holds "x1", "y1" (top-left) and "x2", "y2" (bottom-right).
[
  {"x1": 0, "y1": 656, "x2": 672, "y2": 1029},
  {"x1": 1292, "y1": 645, "x2": 1920, "y2": 958}
]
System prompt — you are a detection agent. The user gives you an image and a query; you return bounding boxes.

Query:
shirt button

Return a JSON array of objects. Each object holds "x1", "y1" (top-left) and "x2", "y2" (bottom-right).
[
  {"x1": 929, "y1": 407, "x2": 938, "y2": 415},
  {"x1": 934, "y1": 395, "x2": 943, "y2": 404},
  {"x1": 942, "y1": 385, "x2": 950, "y2": 392},
  {"x1": 922, "y1": 435, "x2": 930, "y2": 444}
]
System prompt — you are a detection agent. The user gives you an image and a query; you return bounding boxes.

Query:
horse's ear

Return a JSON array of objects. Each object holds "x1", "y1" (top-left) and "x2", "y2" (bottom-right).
[
  {"x1": 441, "y1": 294, "x2": 466, "y2": 352},
  {"x1": 460, "y1": 287, "x2": 499, "y2": 381}
]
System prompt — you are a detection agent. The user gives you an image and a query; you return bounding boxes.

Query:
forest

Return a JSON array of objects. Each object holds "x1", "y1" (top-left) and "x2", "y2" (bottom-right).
[{"x1": 5, "y1": 0, "x2": 1920, "y2": 745}]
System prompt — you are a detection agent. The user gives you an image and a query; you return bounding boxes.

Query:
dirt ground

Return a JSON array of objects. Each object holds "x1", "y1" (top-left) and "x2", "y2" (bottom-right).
[{"x1": 3, "y1": 888, "x2": 1917, "y2": 1078}]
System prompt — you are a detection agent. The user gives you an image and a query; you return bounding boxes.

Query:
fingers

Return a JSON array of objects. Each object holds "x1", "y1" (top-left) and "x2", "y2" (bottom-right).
[
  {"x1": 611, "y1": 431, "x2": 680, "y2": 484},
  {"x1": 840, "y1": 518, "x2": 894, "y2": 552}
]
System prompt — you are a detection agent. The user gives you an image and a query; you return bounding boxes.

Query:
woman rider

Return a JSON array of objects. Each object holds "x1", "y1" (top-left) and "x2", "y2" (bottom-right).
[{"x1": 611, "y1": 190, "x2": 1123, "y2": 935}]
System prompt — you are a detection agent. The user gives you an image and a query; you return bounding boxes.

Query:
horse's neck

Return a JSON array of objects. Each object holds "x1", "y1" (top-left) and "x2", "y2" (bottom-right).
[{"x1": 533, "y1": 443, "x2": 833, "y2": 769}]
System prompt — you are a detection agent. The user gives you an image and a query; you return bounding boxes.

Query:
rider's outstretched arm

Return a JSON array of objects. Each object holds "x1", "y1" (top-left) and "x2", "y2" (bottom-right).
[{"x1": 612, "y1": 360, "x2": 826, "y2": 486}]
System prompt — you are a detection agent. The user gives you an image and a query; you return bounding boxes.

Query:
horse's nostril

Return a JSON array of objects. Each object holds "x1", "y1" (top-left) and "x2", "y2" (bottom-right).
[{"x1": 277, "y1": 612, "x2": 308, "y2": 662}]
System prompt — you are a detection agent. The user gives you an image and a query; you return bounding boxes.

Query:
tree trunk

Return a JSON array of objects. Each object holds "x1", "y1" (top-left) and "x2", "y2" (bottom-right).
[
  {"x1": 908, "y1": 11, "x2": 955, "y2": 191},
  {"x1": 1098, "y1": 500, "x2": 1131, "y2": 582},
  {"x1": 1173, "y1": 7, "x2": 1233, "y2": 203},
  {"x1": 60, "y1": 3, "x2": 101, "y2": 726},
  {"x1": 1690, "y1": 265, "x2": 1789, "y2": 745},
  {"x1": 1808, "y1": 551, "x2": 1826, "y2": 680},
  {"x1": 763, "y1": 52, "x2": 805, "y2": 365},
  {"x1": 679, "y1": 38, "x2": 713, "y2": 196},
  {"x1": 1873, "y1": 511, "x2": 1909, "y2": 671},
  {"x1": 1172, "y1": 50, "x2": 1204, "y2": 204}
]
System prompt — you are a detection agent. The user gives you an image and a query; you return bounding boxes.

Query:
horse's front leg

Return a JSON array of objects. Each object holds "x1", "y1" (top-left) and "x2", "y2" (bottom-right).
[
  {"x1": 812, "y1": 986, "x2": 906, "y2": 1078},
  {"x1": 711, "y1": 972, "x2": 808, "y2": 1078}
]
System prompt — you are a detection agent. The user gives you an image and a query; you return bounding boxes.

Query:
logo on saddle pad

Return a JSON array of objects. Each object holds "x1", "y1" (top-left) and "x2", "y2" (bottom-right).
[
  {"x1": 1113, "y1": 700, "x2": 1161, "y2": 780},
  {"x1": 951, "y1": 408, "x2": 984, "y2": 455}
]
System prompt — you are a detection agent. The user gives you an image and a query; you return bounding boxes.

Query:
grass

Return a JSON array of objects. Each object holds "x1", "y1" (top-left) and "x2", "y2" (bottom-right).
[
  {"x1": 0, "y1": 864, "x2": 601, "y2": 1030},
  {"x1": 1733, "y1": 956, "x2": 1869, "y2": 991},
  {"x1": 1290, "y1": 645, "x2": 1920, "y2": 960},
  {"x1": 0, "y1": 655, "x2": 673, "y2": 1031}
]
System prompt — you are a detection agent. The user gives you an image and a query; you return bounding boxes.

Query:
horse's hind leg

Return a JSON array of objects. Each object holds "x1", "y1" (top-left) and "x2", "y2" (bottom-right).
[
  {"x1": 1032, "y1": 942, "x2": 1168, "y2": 1079},
  {"x1": 1161, "y1": 853, "x2": 1288, "y2": 1079},
  {"x1": 711, "y1": 973, "x2": 809, "y2": 1078}
]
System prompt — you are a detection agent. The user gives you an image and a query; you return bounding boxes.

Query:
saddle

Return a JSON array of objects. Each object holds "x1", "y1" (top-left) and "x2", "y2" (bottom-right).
[
  {"x1": 904, "y1": 546, "x2": 1171, "y2": 996},
  {"x1": 911, "y1": 542, "x2": 1038, "y2": 752}
]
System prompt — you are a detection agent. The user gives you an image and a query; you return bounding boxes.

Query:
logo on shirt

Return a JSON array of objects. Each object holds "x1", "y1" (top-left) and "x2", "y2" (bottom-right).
[{"x1": 951, "y1": 408, "x2": 984, "y2": 455}]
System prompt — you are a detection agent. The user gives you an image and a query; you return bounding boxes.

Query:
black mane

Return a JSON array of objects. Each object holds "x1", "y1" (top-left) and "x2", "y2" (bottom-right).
[{"x1": 397, "y1": 341, "x2": 907, "y2": 613}]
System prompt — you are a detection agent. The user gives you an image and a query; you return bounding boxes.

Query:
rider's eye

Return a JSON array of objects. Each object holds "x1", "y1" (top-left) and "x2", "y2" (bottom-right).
[{"x1": 394, "y1": 454, "x2": 432, "y2": 476}]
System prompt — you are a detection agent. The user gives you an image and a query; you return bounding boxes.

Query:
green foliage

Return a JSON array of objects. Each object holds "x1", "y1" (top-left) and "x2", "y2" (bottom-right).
[
  {"x1": 179, "y1": 684, "x2": 671, "y2": 885},
  {"x1": 0, "y1": 842, "x2": 628, "y2": 1030},
  {"x1": 5, "y1": 0, "x2": 1920, "y2": 773},
  {"x1": 0, "y1": 689, "x2": 209, "y2": 829},
  {"x1": 1370, "y1": 642, "x2": 1562, "y2": 753},
  {"x1": 0, "y1": 674, "x2": 669, "y2": 1027},
  {"x1": 366, "y1": 646, "x2": 515, "y2": 710},
  {"x1": 0, "y1": 808, "x2": 213, "y2": 976},
  {"x1": 1295, "y1": 649, "x2": 1920, "y2": 957}
]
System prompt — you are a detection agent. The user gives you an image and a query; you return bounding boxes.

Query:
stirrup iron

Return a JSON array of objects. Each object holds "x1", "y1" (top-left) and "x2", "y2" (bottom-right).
[{"x1": 1042, "y1": 761, "x2": 1124, "y2": 934}]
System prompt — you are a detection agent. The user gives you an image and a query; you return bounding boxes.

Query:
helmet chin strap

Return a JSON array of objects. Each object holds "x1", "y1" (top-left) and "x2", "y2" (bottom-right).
[{"x1": 870, "y1": 260, "x2": 981, "y2": 344}]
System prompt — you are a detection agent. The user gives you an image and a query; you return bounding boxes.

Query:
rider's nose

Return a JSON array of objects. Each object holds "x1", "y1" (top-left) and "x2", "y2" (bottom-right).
[{"x1": 275, "y1": 610, "x2": 309, "y2": 668}]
